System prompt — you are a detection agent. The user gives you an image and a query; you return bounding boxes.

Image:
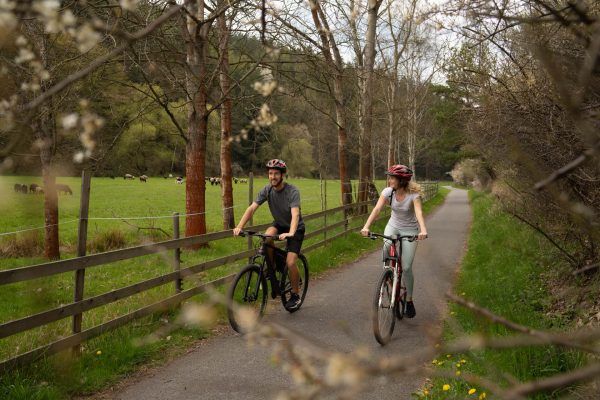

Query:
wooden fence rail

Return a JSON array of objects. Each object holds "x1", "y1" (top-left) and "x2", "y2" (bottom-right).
[{"x1": 0, "y1": 182, "x2": 439, "y2": 372}]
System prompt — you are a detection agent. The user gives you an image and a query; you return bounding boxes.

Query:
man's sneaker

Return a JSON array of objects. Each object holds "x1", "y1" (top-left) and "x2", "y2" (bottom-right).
[
  {"x1": 406, "y1": 301, "x2": 416, "y2": 318},
  {"x1": 285, "y1": 293, "x2": 301, "y2": 310}
]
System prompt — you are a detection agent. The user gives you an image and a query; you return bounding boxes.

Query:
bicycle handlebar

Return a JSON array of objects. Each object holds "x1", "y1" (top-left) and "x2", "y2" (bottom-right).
[
  {"x1": 365, "y1": 232, "x2": 422, "y2": 242},
  {"x1": 238, "y1": 230, "x2": 282, "y2": 240}
]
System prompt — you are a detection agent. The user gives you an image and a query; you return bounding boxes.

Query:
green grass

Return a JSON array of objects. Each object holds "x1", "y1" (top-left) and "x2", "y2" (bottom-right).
[
  {"x1": 421, "y1": 191, "x2": 586, "y2": 399},
  {"x1": 0, "y1": 178, "x2": 450, "y2": 400}
]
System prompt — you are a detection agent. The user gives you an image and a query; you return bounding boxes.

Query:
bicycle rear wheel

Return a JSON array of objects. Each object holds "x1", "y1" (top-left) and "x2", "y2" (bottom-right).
[
  {"x1": 281, "y1": 254, "x2": 309, "y2": 313},
  {"x1": 227, "y1": 264, "x2": 267, "y2": 333},
  {"x1": 373, "y1": 268, "x2": 396, "y2": 345}
]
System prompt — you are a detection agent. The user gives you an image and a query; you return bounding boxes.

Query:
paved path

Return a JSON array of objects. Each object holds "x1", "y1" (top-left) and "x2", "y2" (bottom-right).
[{"x1": 112, "y1": 188, "x2": 471, "y2": 400}]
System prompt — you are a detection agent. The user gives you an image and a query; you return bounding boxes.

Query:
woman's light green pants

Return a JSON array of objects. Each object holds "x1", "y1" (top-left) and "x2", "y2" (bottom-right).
[{"x1": 382, "y1": 224, "x2": 419, "y2": 298}]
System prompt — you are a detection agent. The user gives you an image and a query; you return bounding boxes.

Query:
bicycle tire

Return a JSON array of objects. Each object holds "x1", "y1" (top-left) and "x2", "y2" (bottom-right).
[
  {"x1": 280, "y1": 254, "x2": 309, "y2": 313},
  {"x1": 227, "y1": 264, "x2": 267, "y2": 333},
  {"x1": 373, "y1": 268, "x2": 396, "y2": 345}
]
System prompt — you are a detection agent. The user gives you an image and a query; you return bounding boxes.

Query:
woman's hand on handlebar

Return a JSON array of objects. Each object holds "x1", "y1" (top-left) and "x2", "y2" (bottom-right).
[
  {"x1": 360, "y1": 227, "x2": 370, "y2": 237},
  {"x1": 418, "y1": 231, "x2": 428, "y2": 240},
  {"x1": 233, "y1": 227, "x2": 243, "y2": 236}
]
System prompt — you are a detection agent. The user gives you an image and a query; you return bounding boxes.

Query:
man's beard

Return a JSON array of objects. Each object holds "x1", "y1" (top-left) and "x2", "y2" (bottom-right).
[{"x1": 270, "y1": 177, "x2": 282, "y2": 187}]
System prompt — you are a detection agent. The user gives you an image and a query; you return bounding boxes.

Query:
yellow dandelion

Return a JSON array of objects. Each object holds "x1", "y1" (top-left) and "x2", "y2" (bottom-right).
[
  {"x1": 456, "y1": 363, "x2": 461, "y2": 367},
  {"x1": 455, "y1": 370, "x2": 461, "y2": 376},
  {"x1": 479, "y1": 393, "x2": 487, "y2": 400},
  {"x1": 442, "y1": 384, "x2": 450, "y2": 391},
  {"x1": 432, "y1": 359, "x2": 438, "y2": 365},
  {"x1": 423, "y1": 389, "x2": 429, "y2": 395},
  {"x1": 461, "y1": 359, "x2": 467, "y2": 364},
  {"x1": 96, "y1": 350, "x2": 102, "y2": 355},
  {"x1": 469, "y1": 388, "x2": 477, "y2": 395},
  {"x1": 446, "y1": 354, "x2": 451, "y2": 358},
  {"x1": 450, "y1": 311, "x2": 456, "y2": 315},
  {"x1": 461, "y1": 292, "x2": 466, "y2": 296}
]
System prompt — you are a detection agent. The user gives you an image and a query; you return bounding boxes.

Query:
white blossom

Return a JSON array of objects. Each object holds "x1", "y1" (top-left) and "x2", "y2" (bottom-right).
[
  {"x1": 61, "y1": 10, "x2": 76, "y2": 27},
  {"x1": 119, "y1": 0, "x2": 140, "y2": 11},
  {"x1": 32, "y1": 0, "x2": 60, "y2": 18},
  {"x1": 15, "y1": 48, "x2": 35, "y2": 64},
  {"x1": 73, "y1": 151, "x2": 85, "y2": 163},
  {"x1": 15, "y1": 35, "x2": 27, "y2": 46},
  {"x1": 75, "y1": 23, "x2": 101, "y2": 53},
  {"x1": 61, "y1": 113, "x2": 79, "y2": 130}
]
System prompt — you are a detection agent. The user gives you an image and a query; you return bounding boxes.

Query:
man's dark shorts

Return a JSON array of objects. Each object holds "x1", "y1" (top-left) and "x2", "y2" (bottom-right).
[{"x1": 272, "y1": 223, "x2": 305, "y2": 254}]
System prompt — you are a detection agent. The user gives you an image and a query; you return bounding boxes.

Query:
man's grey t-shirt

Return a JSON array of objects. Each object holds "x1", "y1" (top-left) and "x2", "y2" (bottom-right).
[
  {"x1": 255, "y1": 183, "x2": 305, "y2": 231},
  {"x1": 381, "y1": 187, "x2": 419, "y2": 230}
]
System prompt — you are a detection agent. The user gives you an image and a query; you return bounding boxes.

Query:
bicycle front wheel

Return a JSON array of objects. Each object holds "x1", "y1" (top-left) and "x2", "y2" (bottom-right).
[
  {"x1": 281, "y1": 254, "x2": 309, "y2": 313},
  {"x1": 227, "y1": 264, "x2": 267, "y2": 333},
  {"x1": 372, "y1": 268, "x2": 396, "y2": 345}
]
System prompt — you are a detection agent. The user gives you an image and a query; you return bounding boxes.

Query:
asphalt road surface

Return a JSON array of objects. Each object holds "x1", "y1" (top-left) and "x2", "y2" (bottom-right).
[{"x1": 111, "y1": 188, "x2": 471, "y2": 400}]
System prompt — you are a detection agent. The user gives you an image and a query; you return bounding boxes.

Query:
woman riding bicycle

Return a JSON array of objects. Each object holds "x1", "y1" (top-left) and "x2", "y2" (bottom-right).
[{"x1": 360, "y1": 164, "x2": 428, "y2": 318}]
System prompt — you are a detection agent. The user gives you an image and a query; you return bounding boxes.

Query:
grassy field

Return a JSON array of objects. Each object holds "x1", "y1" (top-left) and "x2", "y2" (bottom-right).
[
  {"x1": 0, "y1": 176, "x2": 450, "y2": 400},
  {"x1": 420, "y1": 191, "x2": 585, "y2": 399},
  {"x1": 1, "y1": 176, "x2": 388, "y2": 258}
]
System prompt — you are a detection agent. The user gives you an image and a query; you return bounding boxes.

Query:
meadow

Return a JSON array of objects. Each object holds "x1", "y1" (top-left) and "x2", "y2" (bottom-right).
[
  {"x1": 0, "y1": 176, "x2": 392, "y2": 359},
  {"x1": 2, "y1": 175, "x2": 384, "y2": 257}
]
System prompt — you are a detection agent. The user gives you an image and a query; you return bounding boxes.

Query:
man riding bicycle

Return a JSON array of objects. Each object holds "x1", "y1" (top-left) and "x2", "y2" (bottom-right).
[{"x1": 233, "y1": 159, "x2": 305, "y2": 310}]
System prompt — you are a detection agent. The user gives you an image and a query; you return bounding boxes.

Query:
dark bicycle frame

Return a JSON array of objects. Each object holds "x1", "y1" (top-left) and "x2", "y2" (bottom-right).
[{"x1": 240, "y1": 230, "x2": 292, "y2": 299}]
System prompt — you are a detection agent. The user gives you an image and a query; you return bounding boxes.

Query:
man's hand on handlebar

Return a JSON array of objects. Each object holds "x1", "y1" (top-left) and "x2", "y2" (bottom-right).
[
  {"x1": 360, "y1": 227, "x2": 370, "y2": 237},
  {"x1": 233, "y1": 227, "x2": 243, "y2": 236}
]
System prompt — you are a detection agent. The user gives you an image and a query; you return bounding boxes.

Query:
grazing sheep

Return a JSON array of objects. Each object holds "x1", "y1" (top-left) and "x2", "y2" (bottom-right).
[
  {"x1": 176, "y1": 176, "x2": 183, "y2": 184},
  {"x1": 56, "y1": 183, "x2": 73, "y2": 195},
  {"x1": 233, "y1": 177, "x2": 238, "y2": 184},
  {"x1": 168, "y1": 173, "x2": 173, "y2": 178},
  {"x1": 139, "y1": 175, "x2": 148, "y2": 182},
  {"x1": 124, "y1": 173, "x2": 134, "y2": 180},
  {"x1": 29, "y1": 183, "x2": 39, "y2": 193},
  {"x1": 35, "y1": 186, "x2": 44, "y2": 194},
  {"x1": 14, "y1": 183, "x2": 27, "y2": 193}
]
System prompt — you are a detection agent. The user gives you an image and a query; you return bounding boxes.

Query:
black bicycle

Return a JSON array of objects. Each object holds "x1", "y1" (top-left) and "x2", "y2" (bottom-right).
[
  {"x1": 365, "y1": 232, "x2": 419, "y2": 345},
  {"x1": 227, "y1": 230, "x2": 309, "y2": 333}
]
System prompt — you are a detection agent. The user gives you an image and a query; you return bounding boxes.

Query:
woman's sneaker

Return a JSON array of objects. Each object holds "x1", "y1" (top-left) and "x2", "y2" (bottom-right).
[
  {"x1": 406, "y1": 301, "x2": 416, "y2": 318},
  {"x1": 286, "y1": 293, "x2": 301, "y2": 310}
]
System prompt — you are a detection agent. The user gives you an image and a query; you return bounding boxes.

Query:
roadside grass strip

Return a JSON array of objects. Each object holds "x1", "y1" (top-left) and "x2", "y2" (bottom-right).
[{"x1": 418, "y1": 191, "x2": 586, "y2": 399}]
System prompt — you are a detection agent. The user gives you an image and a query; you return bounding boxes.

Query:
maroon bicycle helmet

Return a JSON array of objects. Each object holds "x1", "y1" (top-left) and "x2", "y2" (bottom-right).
[
  {"x1": 386, "y1": 164, "x2": 413, "y2": 180},
  {"x1": 266, "y1": 158, "x2": 287, "y2": 173}
]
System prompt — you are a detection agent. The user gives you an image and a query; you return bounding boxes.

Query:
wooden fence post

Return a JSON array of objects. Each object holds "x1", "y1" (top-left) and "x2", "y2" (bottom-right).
[
  {"x1": 73, "y1": 169, "x2": 91, "y2": 353},
  {"x1": 173, "y1": 212, "x2": 182, "y2": 293},
  {"x1": 323, "y1": 178, "x2": 327, "y2": 242},
  {"x1": 248, "y1": 172, "x2": 254, "y2": 262}
]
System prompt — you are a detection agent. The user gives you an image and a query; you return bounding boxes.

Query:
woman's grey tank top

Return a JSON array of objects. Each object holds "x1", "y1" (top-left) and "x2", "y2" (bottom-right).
[{"x1": 381, "y1": 186, "x2": 420, "y2": 230}]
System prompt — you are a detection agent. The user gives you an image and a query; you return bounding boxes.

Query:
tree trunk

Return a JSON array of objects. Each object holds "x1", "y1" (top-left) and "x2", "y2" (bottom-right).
[
  {"x1": 35, "y1": 33, "x2": 60, "y2": 259},
  {"x1": 387, "y1": 81, "x2": 396, "y2": 167},
  {"x1": 358, "y1": 0, "x2": 382, "y2": 213},
  {"x1": 183, "y1": 0, "x2": 209, "y2": 243},
  {"x1": 218, "y1": 2, "x2": 235, "y2": 229},
  {"x1": 41, "y1": 139, "x2": 59, "y2": 259},
  {"x1": 309, "y1": 0, "x2": 352, "y2": 207}
]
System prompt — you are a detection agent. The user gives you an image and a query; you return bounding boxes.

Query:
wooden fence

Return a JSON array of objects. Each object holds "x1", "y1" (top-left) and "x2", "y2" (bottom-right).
[{"x1": 0, "y1": 180, "x2": 439, "y2": 373}]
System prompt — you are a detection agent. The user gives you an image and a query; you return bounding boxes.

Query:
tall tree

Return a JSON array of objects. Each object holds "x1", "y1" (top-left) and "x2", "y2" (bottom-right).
[
  {"x1": 308, "y1": 0, "x2": 353, "y2": 206},
  {"x1": 357, "y1": 0, "x2": 383, "y2": 209},
  {"x1": 181, "y1": 0, "x2": 211, "y2": 241},
  {"x1": 218, "y1": 1, "x2": 235, "y2": 229}
]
